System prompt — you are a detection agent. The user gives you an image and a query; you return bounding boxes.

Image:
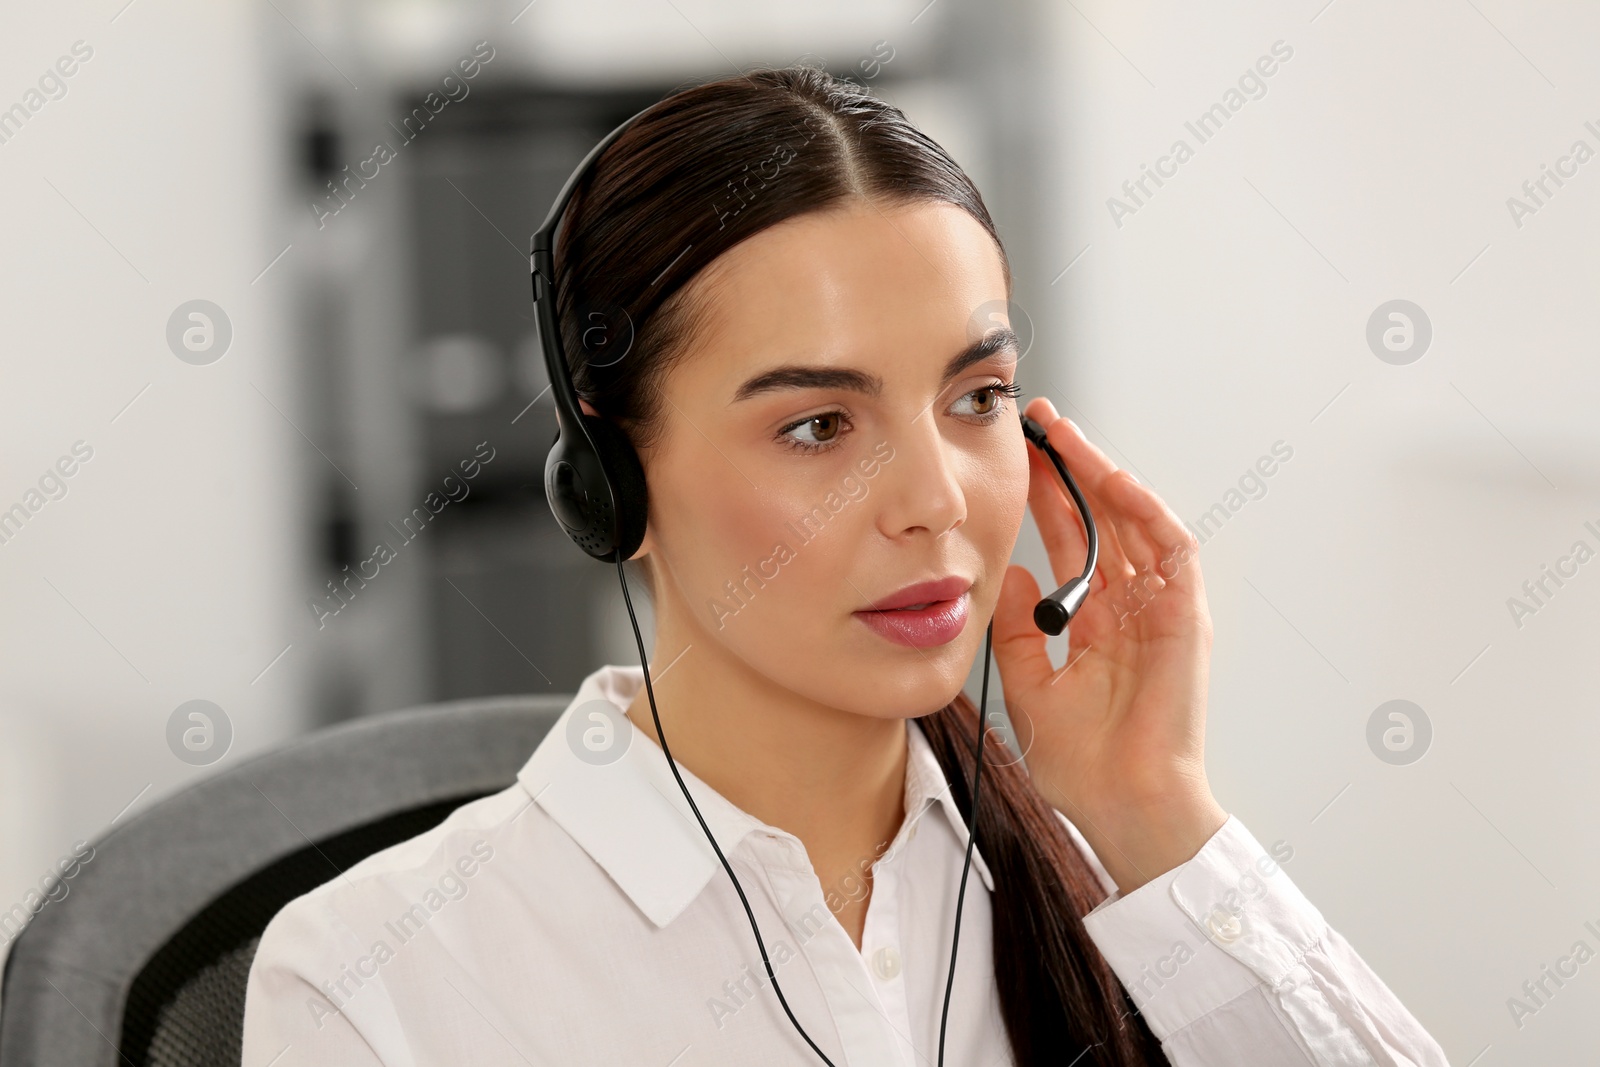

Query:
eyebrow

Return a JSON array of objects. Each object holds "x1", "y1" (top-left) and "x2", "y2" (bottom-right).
[{"x1": 732, "y1": 327, "x2": 1020, "y2": 402}]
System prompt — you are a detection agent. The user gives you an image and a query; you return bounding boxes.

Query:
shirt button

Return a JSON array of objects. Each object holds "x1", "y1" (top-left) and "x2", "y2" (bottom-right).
[
  {"x1": 1205, "y1": 910, "x2": 1243, "y2": 944},
  {"x1": 871, "y1": 945, "x2": 902, "y2": 980}
]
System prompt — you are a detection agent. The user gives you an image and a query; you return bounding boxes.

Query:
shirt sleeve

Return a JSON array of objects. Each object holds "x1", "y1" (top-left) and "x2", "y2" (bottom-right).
[
  {"x1": 241, "y1": 894, "x2": 397, "y2": 1067},
  {"x1": 1067, "y1": 813, "x2": 1450, "y2": 1066}
]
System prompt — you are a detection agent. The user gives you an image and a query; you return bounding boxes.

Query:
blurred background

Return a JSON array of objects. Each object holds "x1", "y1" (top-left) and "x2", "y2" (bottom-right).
[{"x1": 1, "y1": 0, "x2": 1596, "y2": 1061}]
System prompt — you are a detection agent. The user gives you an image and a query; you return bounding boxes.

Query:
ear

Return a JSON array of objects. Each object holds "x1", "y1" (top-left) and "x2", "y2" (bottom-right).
[{"x1": 578, "y1": 398, "x2": 600, "y2": 418}]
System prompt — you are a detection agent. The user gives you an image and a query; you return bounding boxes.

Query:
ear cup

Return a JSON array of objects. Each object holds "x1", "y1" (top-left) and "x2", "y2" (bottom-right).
[{"x1": 578, "y1": 413, "x2": 649, "y2": 562}]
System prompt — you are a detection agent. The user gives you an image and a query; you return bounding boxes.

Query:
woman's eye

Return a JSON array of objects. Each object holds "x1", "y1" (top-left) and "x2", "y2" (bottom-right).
[
  {"x1": 780, "y1": 412, "x2": 847, "y2": 451},
  {"x1": 970, "y1": 389, "x2": 1000, "y2": 416},
  {"x1": 952, "y1": 381, "x2": 1022, "y2": 420}
]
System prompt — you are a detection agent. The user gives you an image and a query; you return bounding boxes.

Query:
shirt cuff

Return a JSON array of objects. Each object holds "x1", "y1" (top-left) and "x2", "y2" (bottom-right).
[{"x1": 1079, "y1": 813, "x2": 1324, "y2": 1040}]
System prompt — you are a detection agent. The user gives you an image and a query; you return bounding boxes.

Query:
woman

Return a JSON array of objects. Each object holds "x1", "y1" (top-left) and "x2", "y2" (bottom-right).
[{"x1": 243, "y1": 65, "x2": 1449, "y2": 1065}]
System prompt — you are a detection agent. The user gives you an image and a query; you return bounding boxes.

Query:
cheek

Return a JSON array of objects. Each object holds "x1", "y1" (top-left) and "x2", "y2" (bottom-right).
[
  {"x1": 718, "y1": 486, "x2": 800, "y2": 568},
  {"x1": 970, "y1": 438, "x2": 1031, "y2": 546},
  {"x1": 656, "y1": 462, "x2": 814, "y2": 599}
]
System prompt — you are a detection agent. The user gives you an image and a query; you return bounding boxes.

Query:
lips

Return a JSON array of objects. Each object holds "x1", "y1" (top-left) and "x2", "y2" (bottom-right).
[
  {"x1": 853, "y1": 575, "x2": 974, "y2": 648},
  {"x1": 860, "y1": 575, "x2": 973, "y2": 612}
]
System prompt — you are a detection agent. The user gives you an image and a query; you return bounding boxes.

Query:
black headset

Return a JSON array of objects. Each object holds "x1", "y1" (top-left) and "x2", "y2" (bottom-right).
[{"x1": 530, "y1": 102, "x2": 1099, "y2": 1067}]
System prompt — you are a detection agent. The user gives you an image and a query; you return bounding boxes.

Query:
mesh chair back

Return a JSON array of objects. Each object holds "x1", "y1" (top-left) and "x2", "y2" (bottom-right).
[{"x1": 0, "y1": 693, "x2": 569, "y2": 1067}]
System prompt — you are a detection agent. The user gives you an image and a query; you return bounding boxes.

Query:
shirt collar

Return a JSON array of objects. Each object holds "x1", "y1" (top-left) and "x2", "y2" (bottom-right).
[{"x1": 516, "y1": 664, "x2": 993, "y2": 929}]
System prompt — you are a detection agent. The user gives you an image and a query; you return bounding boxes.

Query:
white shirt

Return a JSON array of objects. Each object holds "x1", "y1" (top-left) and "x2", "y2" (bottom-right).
[{"x1": 242, "y1": 664, "x2": 1449, "y2": 1066}]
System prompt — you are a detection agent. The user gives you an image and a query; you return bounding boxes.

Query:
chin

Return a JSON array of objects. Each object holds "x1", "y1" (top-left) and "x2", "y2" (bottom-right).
[{"x1": 839, "y1": 648, "x2": 972, "y2": 718}]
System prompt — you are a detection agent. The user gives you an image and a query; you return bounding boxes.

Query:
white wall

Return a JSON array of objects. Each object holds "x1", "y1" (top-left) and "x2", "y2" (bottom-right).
[
  {"x1": 0, "y1": 0, "x2": 306, "y2": 941},
  {"x1": 1039, "y1": 2, "x2": 1599, "y2": 1060}
]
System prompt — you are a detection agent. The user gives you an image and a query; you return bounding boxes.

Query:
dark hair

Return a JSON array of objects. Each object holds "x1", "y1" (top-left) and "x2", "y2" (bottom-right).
[{"x1": 553, "y1": 64, "x2": 1164, "y2": 1066}]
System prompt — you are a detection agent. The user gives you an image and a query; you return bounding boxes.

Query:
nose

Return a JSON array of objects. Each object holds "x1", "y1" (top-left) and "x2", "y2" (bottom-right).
[{"x1": 873, "y1": 410, "x2": 967, "y2": 543}]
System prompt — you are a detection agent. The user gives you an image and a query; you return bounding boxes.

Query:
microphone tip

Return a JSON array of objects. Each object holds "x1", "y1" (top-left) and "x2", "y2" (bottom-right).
[{"x1": 1033, "y1": 598, "x2": 1069, "y2": 636}]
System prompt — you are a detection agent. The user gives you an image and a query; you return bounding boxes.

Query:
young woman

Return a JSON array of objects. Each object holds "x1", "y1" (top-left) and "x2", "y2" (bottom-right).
[{"x1": 243, "y1": 66, "x2": 1449, "y2": 1066}]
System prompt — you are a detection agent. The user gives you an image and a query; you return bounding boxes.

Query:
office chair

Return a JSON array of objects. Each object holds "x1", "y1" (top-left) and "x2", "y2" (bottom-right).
[{"x1": 0, "y1": 692, "x2": 571, "y2": 1067}]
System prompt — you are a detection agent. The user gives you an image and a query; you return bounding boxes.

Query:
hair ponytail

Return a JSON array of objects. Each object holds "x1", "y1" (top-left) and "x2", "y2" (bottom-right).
[
  {"x1": 919, "y1": 694, "x2": 1166, "y2": 1064},
  {"x1": 554, "y1": 62, "x2": 1165, "y2": 1065}
]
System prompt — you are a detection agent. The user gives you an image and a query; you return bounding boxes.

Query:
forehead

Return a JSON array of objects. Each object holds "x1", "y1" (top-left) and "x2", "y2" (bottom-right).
[{"x1": 675, "y1": 199, "x2": 1010, "y2": 389}]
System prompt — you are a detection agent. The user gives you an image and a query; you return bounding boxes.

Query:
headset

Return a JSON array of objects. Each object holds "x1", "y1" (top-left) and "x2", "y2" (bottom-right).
[{"x1": 530, "y1": 103, "x2": 1100, "y2": 1067}]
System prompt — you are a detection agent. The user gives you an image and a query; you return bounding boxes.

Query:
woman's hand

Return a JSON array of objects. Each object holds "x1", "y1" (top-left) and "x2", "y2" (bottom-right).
[{"x1": 991, "y1": 396, "x2": 1228, "y2": 896}]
